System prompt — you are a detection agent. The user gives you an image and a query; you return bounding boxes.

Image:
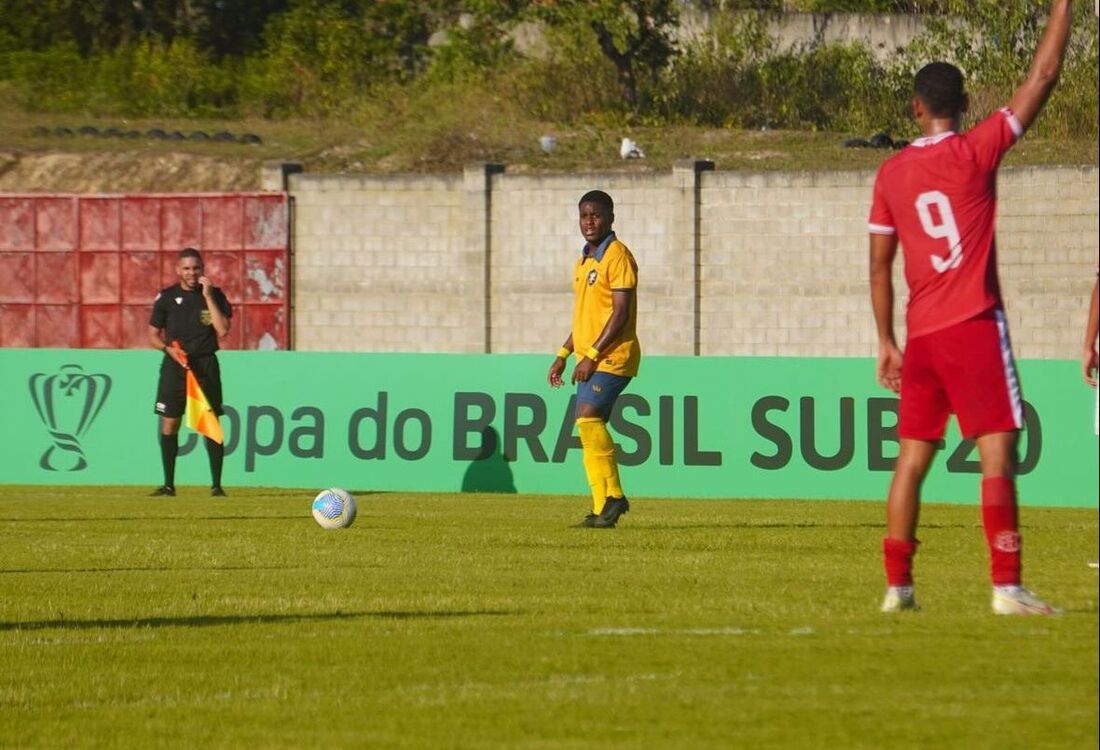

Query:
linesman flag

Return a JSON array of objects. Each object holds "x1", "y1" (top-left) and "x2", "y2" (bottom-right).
[
  {"x1": 185, "y1": 370, "x2": 224, "y2": 444},
  {"x1": 172, "y1": 340, "x2": 224, "y2": 444}
]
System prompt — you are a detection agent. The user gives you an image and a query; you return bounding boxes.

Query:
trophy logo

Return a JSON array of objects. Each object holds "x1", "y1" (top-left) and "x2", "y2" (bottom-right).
[{"x1": 29, "y1": 364, "x2": 112, "y2": 471}]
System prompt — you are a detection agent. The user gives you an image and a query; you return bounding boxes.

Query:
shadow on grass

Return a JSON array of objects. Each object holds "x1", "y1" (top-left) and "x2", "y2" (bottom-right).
[
  {"x1": 3, "y1": 515, "x2": 308, "y2": 523},
  {"x1": 0, "y1": 563, "x2": 382, "y2": 575},
  {"x1": 629, "y1": 521, "x2": 974, "y2": 531},
  {"x1": 0, "y1": 609, "x2": 520, "y2": 632}
]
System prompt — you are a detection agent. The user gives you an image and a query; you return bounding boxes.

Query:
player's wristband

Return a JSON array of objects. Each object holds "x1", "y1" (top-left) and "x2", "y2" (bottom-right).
[
  {"x1": 585, "y1": 346, "x2": 600, "y2": 361},
  {"x1": 556, "y1": 347, "x2": 571, "y2": 359}
]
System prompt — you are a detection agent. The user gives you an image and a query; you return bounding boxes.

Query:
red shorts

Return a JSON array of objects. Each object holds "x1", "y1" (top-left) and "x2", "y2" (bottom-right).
[{"x1": 899, "y1": 309, "x2": 1023, "y2": 440}]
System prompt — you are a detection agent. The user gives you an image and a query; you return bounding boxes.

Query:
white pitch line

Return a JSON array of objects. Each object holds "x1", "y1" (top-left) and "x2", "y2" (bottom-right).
[{"x1": 588, "y1": 626, "x2": 762, "y2": 637}]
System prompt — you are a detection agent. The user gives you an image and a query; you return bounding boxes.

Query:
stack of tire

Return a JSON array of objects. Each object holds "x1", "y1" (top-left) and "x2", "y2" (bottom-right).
[{"x1": 32, "y1": 125, "x2": 262, "y2": 144}]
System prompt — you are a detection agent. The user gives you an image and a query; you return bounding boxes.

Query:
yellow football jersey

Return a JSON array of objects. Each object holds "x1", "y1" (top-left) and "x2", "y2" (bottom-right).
[{"x1": 572, "y1": 235, "x2": 641, "y2": 376}]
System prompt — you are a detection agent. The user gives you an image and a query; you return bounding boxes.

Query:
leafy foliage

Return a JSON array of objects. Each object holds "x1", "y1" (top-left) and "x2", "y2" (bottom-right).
[
  {"x1": 529, "y1": 0, "x2": 680, "y2": 107},
  {"x1": 898, "y1": 0, "x2": 1099, "y2": 138},
  {"x1": 0, "y1": 0, "x2": 291, "y2": 56},
  {"x1": 655, "y1": 12, "x2": 910, "y2": 131},
  {"x1": 0, "y1": 1, "x2": 1095, "y2": 142},
  {"x1": 3, "y1": 39, "x2": 239, "y2": 116},
  {"x1": 242, "y1": 4, "x2": 388, "y2": 117}
]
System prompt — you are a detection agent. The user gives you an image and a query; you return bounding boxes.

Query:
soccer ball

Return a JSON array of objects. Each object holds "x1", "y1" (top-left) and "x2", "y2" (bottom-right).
[{"x1": 311, "y1": 488, "x2": 357, "y2": 530}]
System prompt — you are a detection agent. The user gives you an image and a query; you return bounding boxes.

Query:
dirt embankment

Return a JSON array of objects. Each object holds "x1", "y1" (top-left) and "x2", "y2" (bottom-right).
[{"x1": 0, "y1": 150, "x2": 264, "y2": 193}]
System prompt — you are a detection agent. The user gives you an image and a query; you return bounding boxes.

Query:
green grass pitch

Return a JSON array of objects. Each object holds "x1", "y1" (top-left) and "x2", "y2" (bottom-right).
[{"x1": 1, "y1": 486, "x2": 1097, "y2": 749}]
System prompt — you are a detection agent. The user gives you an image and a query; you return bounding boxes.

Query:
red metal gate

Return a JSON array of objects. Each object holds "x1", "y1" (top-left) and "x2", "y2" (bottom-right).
[{"x1": 0, "y1": 193, "x2": 289, "y2": 350}]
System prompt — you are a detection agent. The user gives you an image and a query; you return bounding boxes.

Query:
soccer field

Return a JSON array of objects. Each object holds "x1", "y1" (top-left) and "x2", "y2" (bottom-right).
[{"x1": 1, "y1": 486, "x2": 1097, "y2": 749}]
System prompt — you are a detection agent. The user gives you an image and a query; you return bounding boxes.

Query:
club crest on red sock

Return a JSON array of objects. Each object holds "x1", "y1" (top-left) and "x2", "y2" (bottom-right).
[{"x1": 993, "y1": 530, "x2": 1021, "y2": 553}]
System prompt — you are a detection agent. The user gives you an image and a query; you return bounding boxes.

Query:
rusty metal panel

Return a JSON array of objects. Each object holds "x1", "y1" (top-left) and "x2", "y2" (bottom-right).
[
  {"x1": 1, "y1": 192, "x2": 289, "y2": 350},
  {"x1": 36, "y1": 305, "x2": 79, "y2": 347},
  {"x1": 0, "y1": 252, "x2": 34, "y2": 303},
  {"x1": 203, "y1": 250, "x2": 243, "y2": 303},
  {"x1": 244, "y1": 251, "x2": 286, "y2": 304},
  {"x1": 121, "y1": 197, "x2": 161, "y2": 251},
  {"x1": 35, "y1": 197, "x2": 79, "y2": 252},
  {"x1": 241, "y1": 304, "x2": 286, "y2": 351},
  {"x1": 122, "y1": 305, "x2": 152, "y2": 349},
  {"x1": 80, "y1": 252, "x2": 121, "y2": 304},
  {"x1": 159, "y1": 252, "x2": 180, "y2": 289},
  {"x1": 121, "y1": 251, "x2": 160, "y2": 304},
  {"x1": 81, "y1": 305, "x2": 121, "y2": 348},
  {"x1": 161, "y1": 197, "x2": 203, "y2": 251},
  {"x1": 202, "y1": 195, "x2": 244, "y2": 250},
  {"x1": 79, "y1": 197, "x2": 121, "y2": 251},
  {"x1": 35, "y1": 253, "x2": 78, "y2": 304},
  {"x1": 0, "y1": 197, "x2": 35, "y2": 251},
  {"x1": 244, "y1": 195, "x2": 288, "y2": 249},
  {"x1": 0, "y1": 304, "x2": 34, "y2": 346}
]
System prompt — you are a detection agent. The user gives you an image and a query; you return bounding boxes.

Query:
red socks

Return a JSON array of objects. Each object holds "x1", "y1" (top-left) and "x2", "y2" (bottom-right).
[
  {"x1": 883, "y1": 538, "x2": 919, "y2": 587},
  {"x1": 981, "y1": 476, "x2": 1022, "y2": 586},
  {"x1": 884, "y1": 478, "x2": 1022, "y2": 588}
]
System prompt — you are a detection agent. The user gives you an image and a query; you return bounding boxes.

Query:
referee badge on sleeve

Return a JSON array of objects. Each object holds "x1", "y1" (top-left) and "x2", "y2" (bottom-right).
[{"x1": 200, "y1": 310, "x2": 212, "y2": 325}]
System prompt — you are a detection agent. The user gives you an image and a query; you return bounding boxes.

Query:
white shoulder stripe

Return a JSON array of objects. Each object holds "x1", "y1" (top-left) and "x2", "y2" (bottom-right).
[
  {"x1": 868, "y1": 223, "x2": 896, "y2": 235},
  {"x1": 1000, "y1": 107, "x2": 1023, "y2": 139}
]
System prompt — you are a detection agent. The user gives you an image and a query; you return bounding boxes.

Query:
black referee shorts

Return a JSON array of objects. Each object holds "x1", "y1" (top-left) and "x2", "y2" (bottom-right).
[{"x1": 154, "y1": 353, "x2": 225, "y2": 418}]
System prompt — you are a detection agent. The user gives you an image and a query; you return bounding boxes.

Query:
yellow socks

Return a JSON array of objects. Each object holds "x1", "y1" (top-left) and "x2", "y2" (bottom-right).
[
  {"x1": 581, "y1": 450, "x2": 606, "y2": 515},
  {"x1": 576, "y1": 417, "x2": 624, "y2": 514}
]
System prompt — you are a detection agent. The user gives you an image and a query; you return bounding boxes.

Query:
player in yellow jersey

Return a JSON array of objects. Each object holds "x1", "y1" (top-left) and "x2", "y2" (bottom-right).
[{"x1": 547, "y1": 190, "x2": 641, "y2": 528}]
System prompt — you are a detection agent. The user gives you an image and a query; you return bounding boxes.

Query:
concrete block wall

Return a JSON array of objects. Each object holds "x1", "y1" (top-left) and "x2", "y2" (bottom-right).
[
  {"x1": 700, "y1": 165, "x2": 1098, "y2": 358},
  {"x1": 289, "y1": 164, "x2": 1098, "y2": 360},
  {"x1": 489, "y1": 169, "x2": 699, "y2": 357},
  {"x1": 290, "y1": 172, "x2": 474, "y2": 352},
  {"x1": 700, "y1": 169, "x2": 886, "y2": 357},
  {"x1": 485, "y1": 173, "x2": 577, "y2": 355},
  {"x1": 996, "y1": 166, "x2": 1099, "y2": 359}
]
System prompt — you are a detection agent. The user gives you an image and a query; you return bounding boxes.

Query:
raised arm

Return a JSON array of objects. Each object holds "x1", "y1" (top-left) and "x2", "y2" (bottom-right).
[
  {"x1": 199, "y1": 276, "x2": 231, "y2": 338},
  {"x1": 1008, "y1": 0, "x2": 1073, "y2": 133}
]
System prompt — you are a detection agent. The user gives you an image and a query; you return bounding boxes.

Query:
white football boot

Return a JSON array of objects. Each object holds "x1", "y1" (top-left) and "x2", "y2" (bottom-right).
[
  {"x1": 880, "y1": 586, "x2": 919, "y2": 612},
  {"x1": 991, "y1": 586, "x2": 1061, "y2": 616}
]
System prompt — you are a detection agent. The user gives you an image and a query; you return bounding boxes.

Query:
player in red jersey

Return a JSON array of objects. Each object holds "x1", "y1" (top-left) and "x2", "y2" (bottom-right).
[
  {"x1": 868, "y1": 0, "x2": 1073, "y2": 615},
  {"x1": 1085, "y1": 272, "x2": 1098, "y2": 569}
]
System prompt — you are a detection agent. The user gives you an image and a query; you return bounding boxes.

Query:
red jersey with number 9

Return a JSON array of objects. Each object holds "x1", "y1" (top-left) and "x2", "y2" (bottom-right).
[{"x1": 868, "y1": 108, "x2": 1023, "y2": 338}]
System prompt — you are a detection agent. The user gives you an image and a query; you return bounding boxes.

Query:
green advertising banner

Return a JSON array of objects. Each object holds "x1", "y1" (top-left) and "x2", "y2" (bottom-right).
[{"x1": 1, "y1": 349, "x2": 1096, "y2": 507}]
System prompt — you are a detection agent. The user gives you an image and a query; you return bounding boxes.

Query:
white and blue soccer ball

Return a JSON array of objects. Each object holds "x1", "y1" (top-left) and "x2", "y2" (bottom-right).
[{"x1": 311, "y1": 488, "x2": 357, "y2": 530}]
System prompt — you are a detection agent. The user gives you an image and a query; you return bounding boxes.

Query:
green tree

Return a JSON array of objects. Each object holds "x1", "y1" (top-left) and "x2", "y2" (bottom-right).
[{"x1": 530, "y1": 0, "x2": 679, "y2": 108}]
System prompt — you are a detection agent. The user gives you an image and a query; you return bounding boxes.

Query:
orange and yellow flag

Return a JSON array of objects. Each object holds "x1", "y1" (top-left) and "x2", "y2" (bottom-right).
[{"x1": 185, "y1": 369, "x2": 224, "y2": 444}]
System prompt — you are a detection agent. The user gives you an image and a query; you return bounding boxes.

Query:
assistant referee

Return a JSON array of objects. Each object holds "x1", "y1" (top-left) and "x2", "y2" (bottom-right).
[{"x1": 148, "y1": 247, "x2": 232, "y2": 497}]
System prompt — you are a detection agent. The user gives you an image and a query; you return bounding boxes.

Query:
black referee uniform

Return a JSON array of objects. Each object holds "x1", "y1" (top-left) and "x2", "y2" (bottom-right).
[
  {"x1": 150, "y1": 282, "x2": 232, "y2": 495},
  {"x1": 151, "y1": 282, "x2": 231, "y2": 417}
]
